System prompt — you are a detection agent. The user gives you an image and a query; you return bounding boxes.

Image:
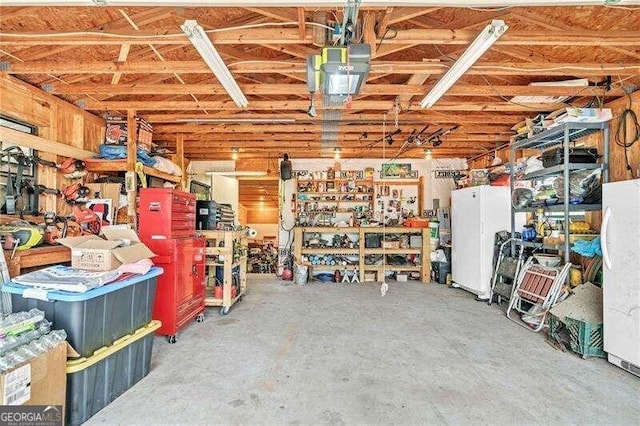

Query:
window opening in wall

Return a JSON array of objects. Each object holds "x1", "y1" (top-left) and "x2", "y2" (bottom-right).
[{"x1": 1, "y1": 115, "x2": 39, "y2": 215}]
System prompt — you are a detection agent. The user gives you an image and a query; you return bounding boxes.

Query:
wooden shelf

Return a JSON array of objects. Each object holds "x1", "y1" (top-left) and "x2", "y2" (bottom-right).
[
  {"x1": 3, "y1": 245, "x2": 71, "y2": 278},
  {"x1": 297, "y1": 199, "x2": 372, "y2": 203},
  {"x1": 85, "y1": 160, "x2": 182, "y2": 183},
  {"x1": 301, "y1": 248, "x2": 359, "y2": 255},
  {"x1": 202, "y1": 230, "x2": 248, "y2": 312},
  {"x1": 304, "y1": 264, "x2": 359, "y2": 270},
  {"x1": 366, "y1": 248, "x2": 421, "y2": 255},
  {"x1": 364, "y1": 265, "x2": 421, "y2": 271},
  {"x1": 294, "y1": 226, "x2": 430, "y2": 284},
  {"x1": 297, "y1": 178, "x2": 373, "y2": 182},
  {"x1": 298, "y1": 191, "x2": 373, "y2": 195},
  {"x1": 361, "y1": 227, "x2": 426, "y2": 233},
  {"x1": 297, "y1": 227, "x2": 361, "y2": 233}
]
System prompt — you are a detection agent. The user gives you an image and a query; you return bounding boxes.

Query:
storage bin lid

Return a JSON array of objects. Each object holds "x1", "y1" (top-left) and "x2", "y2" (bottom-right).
[
  {"x1": 67, "y1": 320, "x2": 161, "y2": 372},
  {"x1": 1, "y1": 267, "x2": 163, "y2": 302}
]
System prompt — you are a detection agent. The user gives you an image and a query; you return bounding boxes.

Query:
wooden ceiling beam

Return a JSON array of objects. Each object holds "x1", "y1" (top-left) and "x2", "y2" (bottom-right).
[
  {"x1": 2, "y1": 28, "x2": 638, "y2": 47},
  {"x1": 184, "y1": 149, "x2": 489, "y2": 160},
  {"x1": 8, "y1": 60, "x2": 637, "y2": 76},
  {"x1": 153, "y1": 123, "x2": 512, "y2": 134},
  {"x1": 82, "y1": 98, "x2": 570, "y2": 112},
  {"x1": 50, "y1": 83, "x2": 622, "y2": 97},
  {"x1": 142, "y1": 112, "x2": 527, "y2": 125},
  {"x1": 159, "y1": 133, "x2": 508, "y2": 142},
  {"x1": 297, "y1": 8, "x2": 306, "y2": 40},
  {"x1": 111, "y1": 44, "x2": 131, "y2": 85}
]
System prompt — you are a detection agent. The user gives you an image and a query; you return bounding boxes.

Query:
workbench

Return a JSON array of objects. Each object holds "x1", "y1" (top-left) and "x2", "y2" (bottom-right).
[
  {"x1": 200, "y1": 230, "x2": 247, "y2": 315},
  {"x1": 3, "y1": 245, "x2": 71, "y2": 278}
]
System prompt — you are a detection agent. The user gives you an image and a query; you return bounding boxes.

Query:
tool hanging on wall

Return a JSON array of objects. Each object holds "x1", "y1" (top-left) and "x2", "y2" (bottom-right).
[
  {"x1": 1, "y1": 146, "x2": 28, "y2": 215},
  {"x1": 62, "y1": 183, "x2": 91, "y2": 204},
  {"x1": 32, "y1": 155, "x2": 87, "y2": 179}
]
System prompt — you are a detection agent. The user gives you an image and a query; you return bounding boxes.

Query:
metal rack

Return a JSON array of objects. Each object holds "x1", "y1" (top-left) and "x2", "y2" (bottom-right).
[{"x1": 510, "y1": 122, "x2": 609, "y2": 263}]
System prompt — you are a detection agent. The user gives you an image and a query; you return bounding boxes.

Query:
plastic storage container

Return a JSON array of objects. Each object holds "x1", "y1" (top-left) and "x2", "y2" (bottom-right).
[
  {"x1": 66, "y1": 320, "x2": 161, "y2": 426},
  {"x1": 2, "y1": 268, "x2": 162, "y2": 357},
  {"x1": 548, "y1": 314, "x2": 606, "y2": 359}
]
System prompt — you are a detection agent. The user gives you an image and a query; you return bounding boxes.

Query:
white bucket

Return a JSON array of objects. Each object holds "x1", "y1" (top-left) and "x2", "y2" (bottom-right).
[{"x1": 295, "y1": 264, "x2": 308, "y2": 285}]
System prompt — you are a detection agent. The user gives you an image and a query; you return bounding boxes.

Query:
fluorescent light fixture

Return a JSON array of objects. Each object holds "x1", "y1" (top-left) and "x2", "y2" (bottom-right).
[
  {"x1": 420, "y1": 20, "x2": 509, "y2": 109},
  {"x1": 181, "y1": 19, "x2": 248, "y2": 108},
  {"x1": 176, "y1": 118, "x2": 296, "y2": 123},
  {"x1": 205, "y1": 171, "x2": 267, "y2": 176},
  {"x1": 231, "y1": 147, "x2": 239, "y2": 160}
]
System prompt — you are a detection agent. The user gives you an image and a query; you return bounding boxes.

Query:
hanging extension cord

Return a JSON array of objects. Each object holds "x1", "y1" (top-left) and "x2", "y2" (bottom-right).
[{"x1": 615, "y1": 95, "x2": 640, "y2": 179}]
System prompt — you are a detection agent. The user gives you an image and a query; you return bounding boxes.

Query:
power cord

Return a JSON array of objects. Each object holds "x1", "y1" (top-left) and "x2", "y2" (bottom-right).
[{"x1": 615, "y1": 95, "x2": 640, "y2": 179}]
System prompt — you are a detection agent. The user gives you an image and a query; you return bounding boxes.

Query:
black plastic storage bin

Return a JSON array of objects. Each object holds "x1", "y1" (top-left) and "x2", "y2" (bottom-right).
[
  {"x1": 541, "y1": 147, "x2": 599, "y2": 167},
  {"x1": 66, "y1": 320, "x2": 160, "y2": 426},
  {"x1": 2, "y1": 268, "x2": 162, "y2": 357},
  {"x1": 431, "y1": 261, "x2": 451, "y2": 284}
]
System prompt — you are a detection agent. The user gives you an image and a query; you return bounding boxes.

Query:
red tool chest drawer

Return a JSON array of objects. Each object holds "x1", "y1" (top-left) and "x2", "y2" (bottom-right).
[{"x1": 139, "y1": 188, "x2": 196, "y2": 239}]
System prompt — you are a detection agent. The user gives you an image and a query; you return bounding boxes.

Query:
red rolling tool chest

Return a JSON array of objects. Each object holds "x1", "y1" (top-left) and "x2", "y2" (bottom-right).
[
  {"x1": 139, "y1": 188, "x2": 197, "y2": 239},
  {"x1": 139, "y1": 188, "x2": 205, "y2": 343}
]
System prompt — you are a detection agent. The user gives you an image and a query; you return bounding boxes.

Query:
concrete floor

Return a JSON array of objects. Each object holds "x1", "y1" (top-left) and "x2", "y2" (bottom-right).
[{"x1": 88, "y1": 275, "x2": 640, "y2": 425}]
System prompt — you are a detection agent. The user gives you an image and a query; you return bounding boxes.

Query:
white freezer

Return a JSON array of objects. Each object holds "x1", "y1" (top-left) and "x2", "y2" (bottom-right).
[
  {"x1": 451, "y1": 186, "x2": 511, "y2": 299},
  {"x1": 601, "y1": 179, "x2": 640, "y2": 376}
]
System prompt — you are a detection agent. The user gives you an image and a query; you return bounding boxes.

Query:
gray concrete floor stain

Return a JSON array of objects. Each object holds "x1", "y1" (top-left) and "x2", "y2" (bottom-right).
[{"x1": 87, "y1": 275, "x2": 640, "y2": 425}]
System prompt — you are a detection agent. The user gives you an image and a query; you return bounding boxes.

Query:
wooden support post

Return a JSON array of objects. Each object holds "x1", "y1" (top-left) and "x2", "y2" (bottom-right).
[
  {"x1": 126, "y1": 110, "x2": 138, "y2": 223},
  {"x1": 176, "y1": 133, "x2": 186, "y2": 191},
  {"x1": 418, "y1": 175, "x2": 424, "y2": 216},
  {"x1": 421, "y1": 227, "x2": 431, "y2": 284}
]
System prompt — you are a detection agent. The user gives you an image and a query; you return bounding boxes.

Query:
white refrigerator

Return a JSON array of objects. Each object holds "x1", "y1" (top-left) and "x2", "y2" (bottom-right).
[
  {"x1": 451, "y1": 186, "x2": 511, "y2": 299},
  {"x1": 601, "y1": 179, "x2": 640, "y2": 377}
]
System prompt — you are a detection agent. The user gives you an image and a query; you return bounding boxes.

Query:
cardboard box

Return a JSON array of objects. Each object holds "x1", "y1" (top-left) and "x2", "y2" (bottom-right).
[
  {"x1": 57, "y1": 228, "x2": 155, "y2": 271},
  {"x1": 104, "y1": 116, "x2": 153, "y2": 151},
  {"x1": 396, "y1": 273, "x2": 408, "y2": 282},
  {"x1": 0, "y1": 341, "x2": 66, "y2": 410},
  {"x1": 85, "y1": 183, "x2": 122, "y2": 209}
]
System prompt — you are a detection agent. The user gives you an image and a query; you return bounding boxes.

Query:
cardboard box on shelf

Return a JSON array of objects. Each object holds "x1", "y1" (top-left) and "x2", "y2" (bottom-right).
[
  {"x1": 0, "y1": 341, "x2": 66, "y2": 412},
  {"x1": 104, "y1": 116, "x2": 154, "y2": 152},
  {"x1": 57, "y1": 228, "x2": 155, "y2": 271}
]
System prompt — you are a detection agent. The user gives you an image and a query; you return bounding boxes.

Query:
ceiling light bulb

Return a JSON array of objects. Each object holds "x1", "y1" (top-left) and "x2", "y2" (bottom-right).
[
  {"x1": 420, "y1": 20, "x2": 508, "y2": 109},
  {"x1": 425, "y1": 149, "x2": 432, "y2": 159},
  {"x1": 231, "y1": 147, "x2": 239, "y2": 160},
  {"x1": 334, "y1": 148, "x2": 341, "y2": 159}
]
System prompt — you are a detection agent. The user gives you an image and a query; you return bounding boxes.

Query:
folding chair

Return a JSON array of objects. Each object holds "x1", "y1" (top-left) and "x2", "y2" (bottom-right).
[{"x1": 507, "y1": 261, "x2": 571, "y2": 332}]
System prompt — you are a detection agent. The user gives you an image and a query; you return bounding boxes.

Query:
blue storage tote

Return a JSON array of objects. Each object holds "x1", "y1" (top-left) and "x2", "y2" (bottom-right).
[
  {"x1": 2, "y1": 267, "x2": 162, "y2": 358},
  {"x1": 66, "y1": 320, "x2": 160, "y2": 426}
]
